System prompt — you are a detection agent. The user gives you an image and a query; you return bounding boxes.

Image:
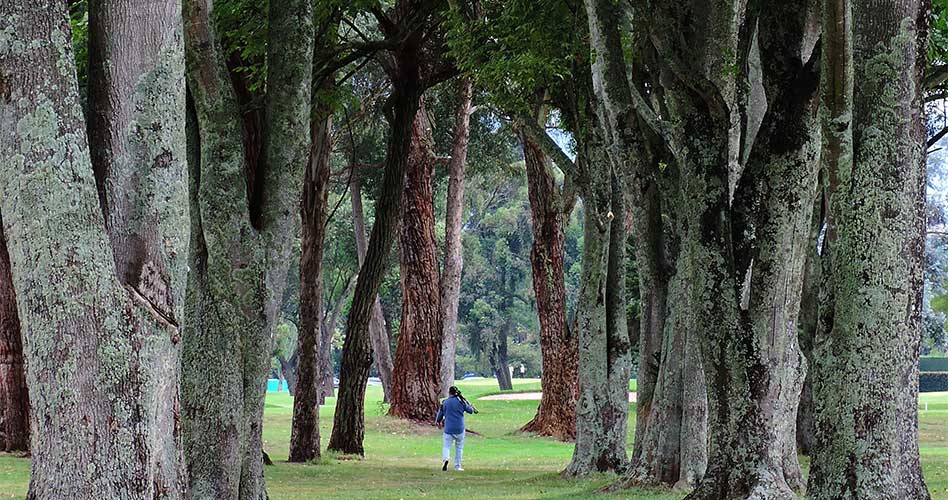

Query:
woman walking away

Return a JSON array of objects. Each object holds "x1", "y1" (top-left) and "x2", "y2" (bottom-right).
[{"x1": 435, "y1": 386, "x2": 476, "y2": 471}]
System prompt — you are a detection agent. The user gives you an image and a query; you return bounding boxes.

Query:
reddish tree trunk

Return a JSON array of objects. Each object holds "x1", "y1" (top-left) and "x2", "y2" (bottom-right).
[
  {"x1": 289, "y1": 91, "x2": 334, "y2": 463},
  {"x1": 0, "y1": 225, "x2": 28, "y2": 452},
  {"x1": 439, "y1": 77, "x2": 474, "y2": 396},
  {"x1": 388, "y1": 104, "x2": 443, "y2": 422},
  {"x1": 519, "y1": 132, "x2": 578, "y2": 441}
]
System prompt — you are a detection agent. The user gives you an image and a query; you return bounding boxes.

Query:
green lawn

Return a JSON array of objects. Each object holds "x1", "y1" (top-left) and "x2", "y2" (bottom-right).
[{"x1": 0, "y1": 383, "x2": 946, "y2": 499}]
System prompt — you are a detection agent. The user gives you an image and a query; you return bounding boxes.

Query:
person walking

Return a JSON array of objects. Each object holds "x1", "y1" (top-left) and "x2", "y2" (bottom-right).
[{"x1": 435, "y1": 386, "x2": 476, "y2": 471}]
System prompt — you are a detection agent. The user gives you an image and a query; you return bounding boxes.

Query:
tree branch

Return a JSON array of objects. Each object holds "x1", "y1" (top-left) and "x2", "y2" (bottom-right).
[{"x1": 514, "y1": 112, "x2": 576, "y2": 180}]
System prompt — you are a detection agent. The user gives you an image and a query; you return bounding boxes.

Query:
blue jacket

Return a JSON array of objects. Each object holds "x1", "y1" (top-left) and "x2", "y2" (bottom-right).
[{"x1": 435, "y1": 395, "x2": 474, "y2": 435}]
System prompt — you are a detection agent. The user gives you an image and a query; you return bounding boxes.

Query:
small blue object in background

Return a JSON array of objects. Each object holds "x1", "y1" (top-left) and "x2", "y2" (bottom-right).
[{"x1": 266, "y1": 379, "x2": 287, "y2": 393}]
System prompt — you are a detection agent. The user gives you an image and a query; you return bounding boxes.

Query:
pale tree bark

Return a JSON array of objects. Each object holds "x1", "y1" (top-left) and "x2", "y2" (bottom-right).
[
  {"x1": 289, "y1": 72, "x2": 336, "y2": 462},
  {"x1": 0, "y1": 224, "x2": 28, "y2": 453},
  {"x1": 0, "y1": 0, "x2": 188, "y2": 496},
  {"x1": 563, "y1": 124, "x2": 632, "y2": 477},
  {"x1": 319, "y1": 274, "x2": 357, "y2": 403},
  {"x1": 389, "y1": 102, "x2": 444, "y2": 421},
  {"x1": 182, "y1": 0, "x2": 313, "y2": 496},
  {"x1": 439, "y1": 77, "x2": 474, "y2": 396},
  {"x1": 350, "y1": 171, "x2": 394, "y2": 402},
  {"x1": 808, "y1": 0, "x2": 930, "y2": 497},
  {"x1": 518, "y1": 115, "x2": 579, "y2": 441}
]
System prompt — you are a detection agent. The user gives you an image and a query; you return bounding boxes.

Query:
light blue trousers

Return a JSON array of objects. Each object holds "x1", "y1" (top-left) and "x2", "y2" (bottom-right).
[{"x1": 442, "y1": 431, "x2": 465, "y2": 469}]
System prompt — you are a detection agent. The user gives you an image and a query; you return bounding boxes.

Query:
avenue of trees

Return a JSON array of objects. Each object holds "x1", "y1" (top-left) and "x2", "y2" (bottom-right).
[{"x1": 1, "y1": 0, "x2": 948, "y2": 499}]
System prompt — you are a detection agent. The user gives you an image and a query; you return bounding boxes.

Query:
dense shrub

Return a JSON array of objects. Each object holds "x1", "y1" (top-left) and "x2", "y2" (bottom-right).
[
  {"x1": 920, "y1": 357, "x2": 948, "y2": 372},
  {"x1": 919, "y1": 372, "x2": 948, "y2": 392}
]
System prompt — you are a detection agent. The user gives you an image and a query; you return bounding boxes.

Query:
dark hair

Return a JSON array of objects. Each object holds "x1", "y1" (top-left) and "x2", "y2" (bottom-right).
[{"x1": 448, "y1": 386, "x2": 459, "y2": 396}]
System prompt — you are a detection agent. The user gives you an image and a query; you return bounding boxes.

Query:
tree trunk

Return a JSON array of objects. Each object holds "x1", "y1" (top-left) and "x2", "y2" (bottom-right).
[
  {"x1": 280, "y1": 353, "x2": 298, "y2": 396},
  {"x1": 0, "y1": 0, "x2": 188, "y2": 496},
  {"x1": 808, "y1": 0, "x2": 930, "y2": 497},
  {"x1": 0, "y1": 225, "x2": 28, "y2": 453},
  {"x1": 492, "y1": 332, "x2": 514, "y2": 392},
  {"x1": 388, "y1": 103, "x2": 444, "y2": 421},
  {"x1": 518, "y1": 129, "x2": 578, "y2": 441},
  {"x1": 350, "y1": 171, "x2": 395, "y2": 402},
  {"x1": 329, "y1": 54, "x2": 423, "y2": 455},
  {"x1": 182, "y1": 0, "x2": 313, "y2": 496},
  {"x1": 563, "y1": 137, "x2": 631, "y2": 477},
  {"x1": 796, "y1": 197, "x2": 823, "y2": 456},
  {"x1": 289, "y1": 82, "x2": 335, "y2": 463},
  {"x1": 440, "y1": 77, "x2": 474, "y2": 396},
  {"x1": 318, "y1": 275, "x2": 356, "y2": 404}
]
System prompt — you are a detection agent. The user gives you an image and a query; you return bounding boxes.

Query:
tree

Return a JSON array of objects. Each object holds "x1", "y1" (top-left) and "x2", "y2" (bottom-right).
[
  {"x1": 0, "y1": 226, "x2": 28, "y2": 453},
  {"x1": 0, "y1": 0, "x2": 188, "y2": 495},
  {"x1": 808, "y1": 0, "x2": 931, "y2": 497},
  {"x1": 181, "y1": 0, "x2": 314, "y2": 495},
  {"x1": 517, "y1": 112, "x2": 579, "y2": 441},
  {"x1": 440, "y1": 77, "x2": 475, "y2": 395},
  {"x1": 329, "y1": 0, "x2": 457, "y2": 455},
  {"x1": 289, "y1": 16, "x2": 339, "y2": 460}
]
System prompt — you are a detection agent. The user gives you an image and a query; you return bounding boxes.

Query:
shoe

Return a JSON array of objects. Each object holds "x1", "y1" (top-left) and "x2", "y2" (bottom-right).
[
  {"x1": 442, "y1": 460, "x2": 448, "y2": 471},
  {"x1": 455, "y1": 467, "x2": 464, "y2": 471}
]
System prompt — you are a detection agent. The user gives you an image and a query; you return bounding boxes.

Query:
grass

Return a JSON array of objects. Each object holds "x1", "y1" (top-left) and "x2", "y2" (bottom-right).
[{"x1": 0, "y1": 383, "x2": 946, "y2": 499}]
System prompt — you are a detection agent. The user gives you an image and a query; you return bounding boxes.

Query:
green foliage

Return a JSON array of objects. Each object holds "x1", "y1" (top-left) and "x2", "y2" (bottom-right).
[
  {"x1": 920, "y1": 372, "x2": 948, "y2": 392},
  {"x1": 932, "y1": 0, "x2": 948, "y2": 65},
  {"x1": 444, "y1": 0, "x2": 583, "y2": 114},
  {"x1": 68, "y1": 0, "x2": 88, "y2": 91}
]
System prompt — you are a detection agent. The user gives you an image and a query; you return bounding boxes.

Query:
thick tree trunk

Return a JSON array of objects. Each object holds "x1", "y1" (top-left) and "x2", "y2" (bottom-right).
[
  {"x1": 808, "y1": 0, "x2": 930, "y2": 497},
  {"x1": 329, "y1": 57, "x2": 423, "y2": 455},
  {"x1": 440, "y1": 77, "x2": 474, "y2": 396},
  {"x1": 289, "y1": 89, "x2": 334, "y2": 463},
  {"x1": 389, "y1": 104, "x2": 444, "y2": 421},
  {"x1": 0, "y1": 0, "x2": 188, "y2": 496},
  {"x1": 0, "y1": 226, "x2": 28, "y2": 453},
  {"x1": 563, "y1": 141, "x2": 631, "y2": 477},
  {"x1": 350, "y1": 171, "x2": 395, "y2": 402},
  {"x1": 519, "y1": 130, "x2": 578, "y2": 441},
  {"x1": 182, "y1": 0, "x2": 313, "y2": 496}
]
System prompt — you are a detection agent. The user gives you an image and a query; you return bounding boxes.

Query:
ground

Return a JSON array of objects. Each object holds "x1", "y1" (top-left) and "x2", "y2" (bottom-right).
[{"x1": 0, "y1": 379, "x2": 946, "y2": 499}]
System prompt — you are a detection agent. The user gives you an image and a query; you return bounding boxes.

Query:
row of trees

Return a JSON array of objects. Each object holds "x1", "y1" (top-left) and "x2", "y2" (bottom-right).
[{"x1": 0, "y1": 0, "x2": 944, "y2": 499}]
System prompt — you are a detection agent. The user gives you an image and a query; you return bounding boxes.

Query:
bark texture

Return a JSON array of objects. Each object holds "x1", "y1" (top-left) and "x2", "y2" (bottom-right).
[
  {"x1": 350, "y1": 171, "x2": 394, "y2": 401},
  {"x1": 518, "y1": 124, "x2": 578, "y2": 441},
  {"x1": 289, "y1": 85, "x2": 335, "y2": 463},
  {"x1": 808, "y1": 0, "x2": 930, "y2": 497},
  {"x1": 563, "y1": 124, "x2": 632, "y2": 477},
  {"x1": 439, "y1": 77, "x2": 474, "y2": 396},
  {"x1": 389, "y1": 104, "x2": 444, "y2": 421},
  {"x1": 182, "y1": 0, "x2": 313, "y2": 496},
  {"x1": 329, "y1": 32, "x2": 424, "y2": 455},
  {"x1": 0, "y1": 225, "x2": 28, "y2": 452},
  {"x1": 0, "y1": 0, "x2": 188, "y2": 496}
]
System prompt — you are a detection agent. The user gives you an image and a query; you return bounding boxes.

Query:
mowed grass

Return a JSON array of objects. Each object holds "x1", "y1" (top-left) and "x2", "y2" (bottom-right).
[{"x1": 0, "y1": 383, "x2": 944, "y2": 499}]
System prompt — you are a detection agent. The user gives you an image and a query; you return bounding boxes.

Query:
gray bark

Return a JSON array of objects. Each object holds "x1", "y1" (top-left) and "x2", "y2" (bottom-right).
[
  {"x1": 439, "y1": 77, "x2": 473, "y2": 396},
  {"x1": 563, "y1": 122, "x2": 631, "y2": 477},
  {"x1": 182, "y1": 0, "x2": 313, "y2": 496},
  {"x1": 808, "y1": 0, "x2": 930, "y2": 497},
  {"x1": 0, "y1": 0, "x2": 188, "y2": 496}
]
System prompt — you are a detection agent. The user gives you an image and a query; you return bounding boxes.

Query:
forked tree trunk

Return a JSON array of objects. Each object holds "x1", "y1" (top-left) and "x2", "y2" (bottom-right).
[
  {"x1": 389, "y1": 104, "x2": 444, "y2": 421},
  {"x1": 182, "y1": 0, "x2": 313, "y2": 495},
  {"x1": 492, "y1": 332, "x2": 514, "y2": 392},
  {"x1": 0, "y1": 225, "x2": 28, "y2": 453},
  {"x1": 0, "y1": 0, "x2": 189, "y2": 495},
  {"x1": 289, "y1": 82, "x2": 335, "y2": 463},
  {"x1": 329, "y1": 55, "x2": 423, "y2": 456},
  {"x1": 350, "y1": 171, "x2": 395, "y2": 401},
  {"x1": 519, "y1": 131, "x2": 578, "y2": 441},
  {"x1": 440, "y1": 77, "x2": 474, "y2": 396},
  {"x1": 796, "y1": 198, "x2": 823, "y2": 456},
  {"x1": 808, "y1": 0, "x2": 930, "y2": 497},
  {"x1": 318, "y1": 275, "x2": 356, "y2": 404}
]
